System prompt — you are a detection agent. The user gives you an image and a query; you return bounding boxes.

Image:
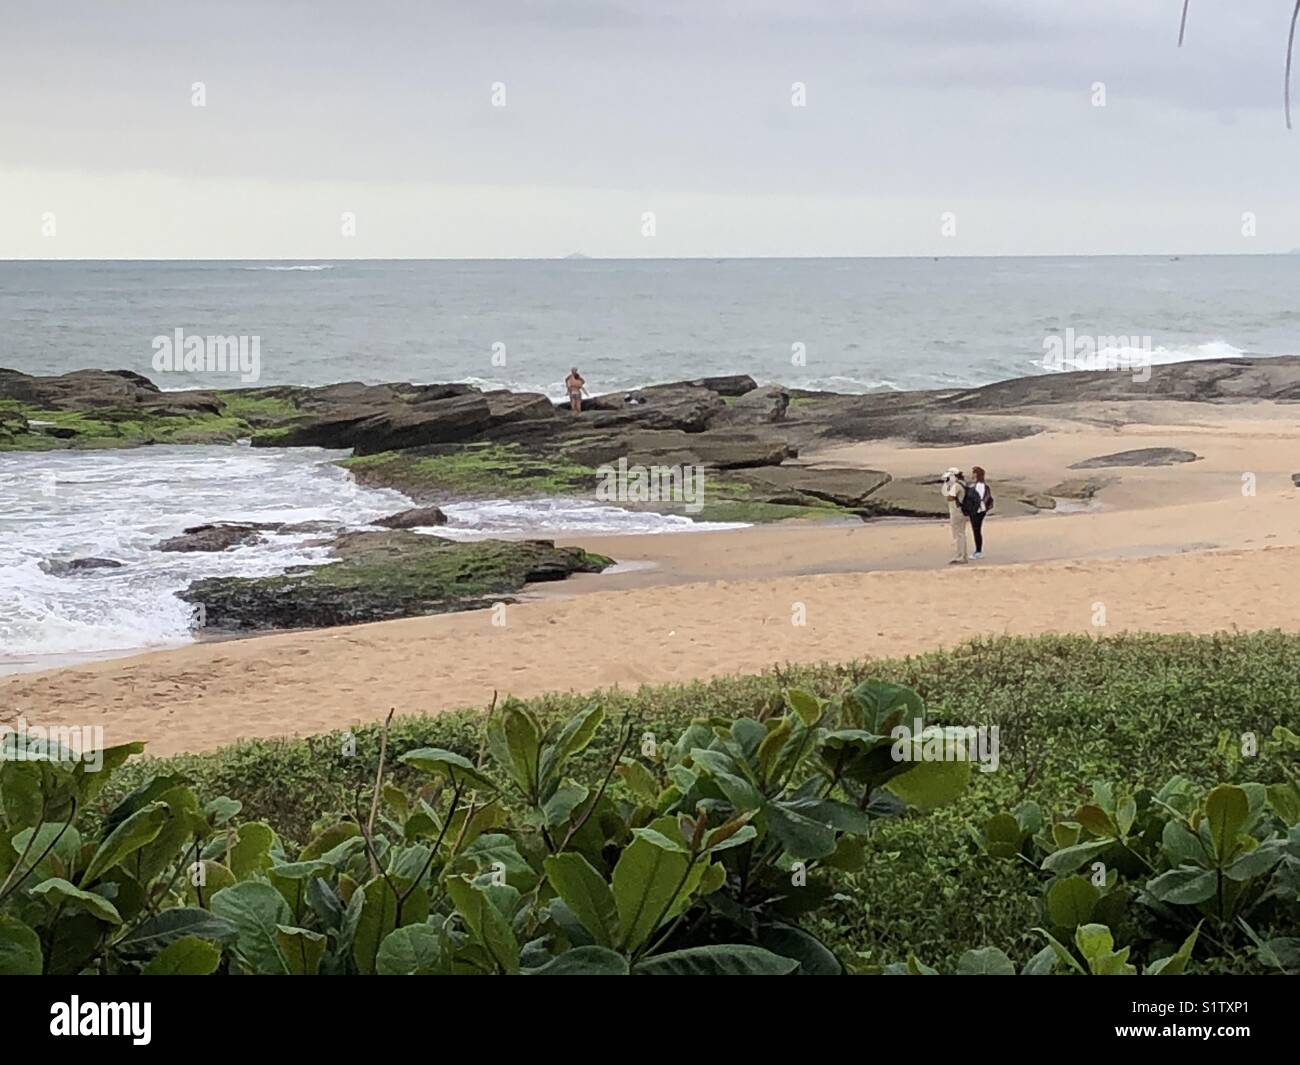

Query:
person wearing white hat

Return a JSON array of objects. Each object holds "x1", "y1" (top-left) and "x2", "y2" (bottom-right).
[{"x1": 941, "y1": 468, "x2": 969, "y2": 564}]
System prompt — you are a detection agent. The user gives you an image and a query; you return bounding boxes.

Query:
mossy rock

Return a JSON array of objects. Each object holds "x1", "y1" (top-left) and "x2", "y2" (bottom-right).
[{"x1": 178, "y1": 530, "x2": 613, "y2": 631}]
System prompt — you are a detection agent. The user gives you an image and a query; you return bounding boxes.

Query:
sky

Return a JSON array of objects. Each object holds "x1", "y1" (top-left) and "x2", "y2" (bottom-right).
[{"x1": 3, "y1": 0, "x2": 1300, "y2": 258}]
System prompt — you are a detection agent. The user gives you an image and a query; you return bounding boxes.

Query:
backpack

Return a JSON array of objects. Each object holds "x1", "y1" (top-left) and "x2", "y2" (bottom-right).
[{"x1": 960, "y1": 483, "x2": 981, "y2": 518}]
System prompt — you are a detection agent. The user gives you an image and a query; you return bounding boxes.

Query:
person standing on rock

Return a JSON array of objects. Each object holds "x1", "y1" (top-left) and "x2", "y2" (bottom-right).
[
  {"x1": 942, "y1": 468, "x2": 969, "y2": 565},
  {"x1": 967, "y1": 465, "x2": 994, "y2": 559},
  {"x1": 565, "y1": 368, "x2": 587, "y2": 414}
]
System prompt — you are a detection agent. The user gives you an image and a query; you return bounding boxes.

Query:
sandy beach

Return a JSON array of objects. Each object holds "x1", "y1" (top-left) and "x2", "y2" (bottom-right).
[{"x1": 3, "y1": 398, "x2": 1297, "y2": 756}]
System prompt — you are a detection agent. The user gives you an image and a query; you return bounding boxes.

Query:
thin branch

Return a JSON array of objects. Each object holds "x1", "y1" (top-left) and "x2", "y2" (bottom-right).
[
  {"x1": 1178, "y1": 0, "x2": 1189, "y2": 47},
  {"x1": 1287, "y1": 0, "x2": 1300, "y2": 129},
  {"x1": 366, "y1": 708, "x2": 396, "y2": 879},
  {"x1": 559, "y1": 715, "x2": 634, "y2": 852}
]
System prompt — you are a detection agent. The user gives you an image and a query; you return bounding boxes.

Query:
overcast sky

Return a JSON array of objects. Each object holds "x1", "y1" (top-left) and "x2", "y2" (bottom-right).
[{"x1": 3, "y1": 0, "x2": 1300, "y2": 258}]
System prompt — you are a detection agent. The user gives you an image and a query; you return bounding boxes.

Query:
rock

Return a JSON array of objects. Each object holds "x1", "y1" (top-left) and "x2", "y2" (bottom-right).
[
  {"x1": 156, "y1": 523, "x2": 275, "y2": 552},
  {"x1": 177, "y1": 530, "x2": 612, "y2": 631},
  {"x1": 859, "y1": 476, "x2": 1055, "y2": 518},
  {"x1": 561, "y1": 429, "x2": 793, "y2": 470},
  {"x1": 580, "y1": 387, "x2": 725, "y2": 433},
  {"x1": 0, "y1": 368, "x2": 220, "y2": 416},
  {"x1": 484, "y1": 391, "x2": 557, "y2": 426},
  {"x1": 374, "y1": 506, "x2": 448, "y2": 528},
  {"x1": 42, "y1": 557, "x2": 125, "y2": 576},
  {"x1": 1069, "y1": 448, "x2": 1200, "y2": 469},
  {"x1": 1049, "y1": 476, "x2": 1115, "y2": 499},
  {"x1": 1292, "y1": 473, "x2": 1300, "y2": 487},
  {"x1": 715, "y1": 385, "x2": 790, "y2": 426},
  {"x1": 261, "y1": 392, "x2": 494, "y2": 453},
  {"x1": 687, "y1": 374, "x2": 758, "y2": 396},
  {"x1": 732, "y1": 466, "x2": 891, "y2": 509}
]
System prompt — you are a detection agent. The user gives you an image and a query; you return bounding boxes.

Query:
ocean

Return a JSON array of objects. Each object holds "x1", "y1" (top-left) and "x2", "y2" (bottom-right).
[{"x1": 2, "y1": 255, "x2": 1297, "y2": 670}]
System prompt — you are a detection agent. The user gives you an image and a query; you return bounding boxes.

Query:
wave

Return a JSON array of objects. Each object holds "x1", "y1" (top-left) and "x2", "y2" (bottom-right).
[
  {"x1": 241, "y1": 264, "x2": 335, "y2": 271},
  {"x1": 1038, "y1": 339, "x2": 1245, "y2": 374}
]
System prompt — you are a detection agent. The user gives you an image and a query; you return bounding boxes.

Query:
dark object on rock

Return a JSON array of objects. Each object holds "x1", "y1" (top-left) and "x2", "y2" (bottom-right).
[
  {"x1": 42, "y1": 557, "x2": 125, "y2": 576},
  {"x1": 156, "y1": 523, "x2": 276, "y2": 552},
  {"x1": 1069, "y1": 448, "x2": 1199, "y2": 469},
  {"x1": 374, "y1": 506, "x2": 448, "y2": 529},
  {"x1": 1048, "y1": 476, "x2": 1116, "y2": 500},
  {"x1": 1292, "y1": 473, "x2": 1300, "y2": 487},
  {"x1": 177, "y1": 530, "x2": 612, "y2": 631}
]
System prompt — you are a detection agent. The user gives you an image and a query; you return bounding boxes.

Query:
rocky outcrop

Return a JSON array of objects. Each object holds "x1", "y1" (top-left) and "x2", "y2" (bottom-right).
[
  {"x1": 560, "y1": 429, "x2": 793, "y2": 470},
  {"x1": 1069, "y1": 448, "x2": 1200, "y2": 469},
  {"x1": 731, "y1": 466, "x2": 892, "y2": 509},
  {"x1": 156, "y1": 523, "x2": 277, "y2": 552},
  {"x1": 374, "y1": 506, "x2": 448, "y2": 528},
  {"x1": 177, "y1": 530, "x2": 612, "y2": 631},
  {"x1": 42, "y1": 557, "x2": 125, "y2": 576}
]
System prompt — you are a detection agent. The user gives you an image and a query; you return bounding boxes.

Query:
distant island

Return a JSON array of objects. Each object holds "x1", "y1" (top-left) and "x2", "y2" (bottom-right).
[{"x1": 562, "y1": 252, "x2": 591, "y2": 259}]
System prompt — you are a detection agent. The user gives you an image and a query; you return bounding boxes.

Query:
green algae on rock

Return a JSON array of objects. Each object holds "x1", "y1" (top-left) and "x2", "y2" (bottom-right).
[{"x1": 178, "y1": 530, "x2": 613, "y2": 631}]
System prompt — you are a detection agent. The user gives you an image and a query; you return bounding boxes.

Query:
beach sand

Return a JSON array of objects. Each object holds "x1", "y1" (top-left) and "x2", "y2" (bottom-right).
[{"x1": 3, "y1": 400, "x2": 1298, "y2": 755}]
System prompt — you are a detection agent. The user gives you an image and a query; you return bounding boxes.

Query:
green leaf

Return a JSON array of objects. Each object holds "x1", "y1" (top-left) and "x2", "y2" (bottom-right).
[
  {"x1": 493, "y1": 703, "x2": 543, "y2": 798},
  {"x1": 785, "y1": 688, "x2": 823, "y2": 727},
  {"x1": 538, "y1": 705, "x2": 604, "y2": 787},
  {"x1": 1205, "y1": 785, "x2": 1249, "y2": 863},
  {"x1": 956, "y1": 947, "x2": 1017, "y2": 975},
  {"x1": 1145, "y1": 924, "x2": 1201, "y2": 975},
  {"x1": 0, "y1": 916, "x2": 42, "y2": 975},
  {"x1": 850, "y1": 680, "x2": 924, "y2": 732},
  {"x1": 1146, "y1": 866, "x2": 1218, "y2": 905},
  {"x1": 612, "y1": 832, "x2": 696, "y2": 952},
  {"x1": 634, "y1": 944, "x2": 798, "y2": 975},
  {"x1": 275, "y1": 925, "x2": 327, "y2": 976},
  {"x1": 377, "y1": 924, "x2": 444, "y2": 975},
  {"x1": 352, "y1": 877, "x2": 401, "y2": 976},
  {"x1": 764, "y1": 802, "x2": 837, "y2": 860},
  {"x1": 399, "y1": 748, "x2": 498, "y2": 793},
  {"x1": 115, "y1": 907, "x2": 239, "y2": 960},
  {"x1": 210, "y1": 881, "x2": 291, "y2": 974},
  {"x1": 445, "y1": 875, "x2": 521, "y2": 974},
  {"x1": 10, "y1": 822, "x2": 82, "y2": 882},
  {"x1": 28, "y1": 878, "x2": 122, "y2": 925},
  {"x1": 884, "y1": 752, "x2": 971, "y2": 811},
  {"x1": 527, "y1": 945, "x2": 630, "y2": 975},
  {"x1": 79, "y1": 802, "x2": 168, "y2": 885},
  {"x1": 1033, "y1": 927, "x2": 1086, "y2": 974},
  {"x1": 616, "y1": 760, "x2": 660, "y2": 804},
  {"x1": 1042, "y1": 839, "x2": 1112, "y2": 875},
  {"x1": 1021, "y1": 945, "x2": 1059, "y2": 975},
  {"x1": 228, "y1": 822, "x2": 275, "y2": 880},
  {"x1": 141, "y1": 936, "x2": 222, "y2": 975},
  {"x1": 1046, "y1": 876, "x2": 1099, "y2": 929},
  {"x1": 544, "y1": 853, "x2": 619, "y2": 947}
]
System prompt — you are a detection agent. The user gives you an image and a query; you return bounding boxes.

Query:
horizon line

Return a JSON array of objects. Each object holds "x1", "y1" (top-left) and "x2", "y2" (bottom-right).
[{"x1": 4, "y1": 251, "x2": 1300, "y2": 264}]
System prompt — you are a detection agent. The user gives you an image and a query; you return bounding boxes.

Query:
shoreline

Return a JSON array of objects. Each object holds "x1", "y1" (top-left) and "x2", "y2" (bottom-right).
[{"x1": 3, "y1": 364, "x2": 1299, "y2": 754}]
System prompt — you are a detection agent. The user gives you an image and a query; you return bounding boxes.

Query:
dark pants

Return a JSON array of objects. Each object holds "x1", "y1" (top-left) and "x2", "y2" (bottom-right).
[{"x1": 970, "y1": 511, "x2": 985, "y2": 553}]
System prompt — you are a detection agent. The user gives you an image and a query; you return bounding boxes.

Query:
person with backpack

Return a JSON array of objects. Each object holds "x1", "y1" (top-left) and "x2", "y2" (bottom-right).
[
  {"x1": 942, "y1": 467, "x2": 969, "y2": 565},
  {"x1": 966, "y1": 465, "x2": 994, "y2": 559}
]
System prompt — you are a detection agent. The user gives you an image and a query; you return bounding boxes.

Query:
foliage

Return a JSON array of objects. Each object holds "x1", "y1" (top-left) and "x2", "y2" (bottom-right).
[
  {"x1": 95, "y1": 631, "x2": 1300, "y2": 971},
  {"x1": 0, "y1": 681, "x2": 969, "y2": 974}
]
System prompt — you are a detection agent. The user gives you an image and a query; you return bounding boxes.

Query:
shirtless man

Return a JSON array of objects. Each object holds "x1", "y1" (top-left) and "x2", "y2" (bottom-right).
[{"x1": 565, "y1": 367, "x2": 586, "y2": 414}]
